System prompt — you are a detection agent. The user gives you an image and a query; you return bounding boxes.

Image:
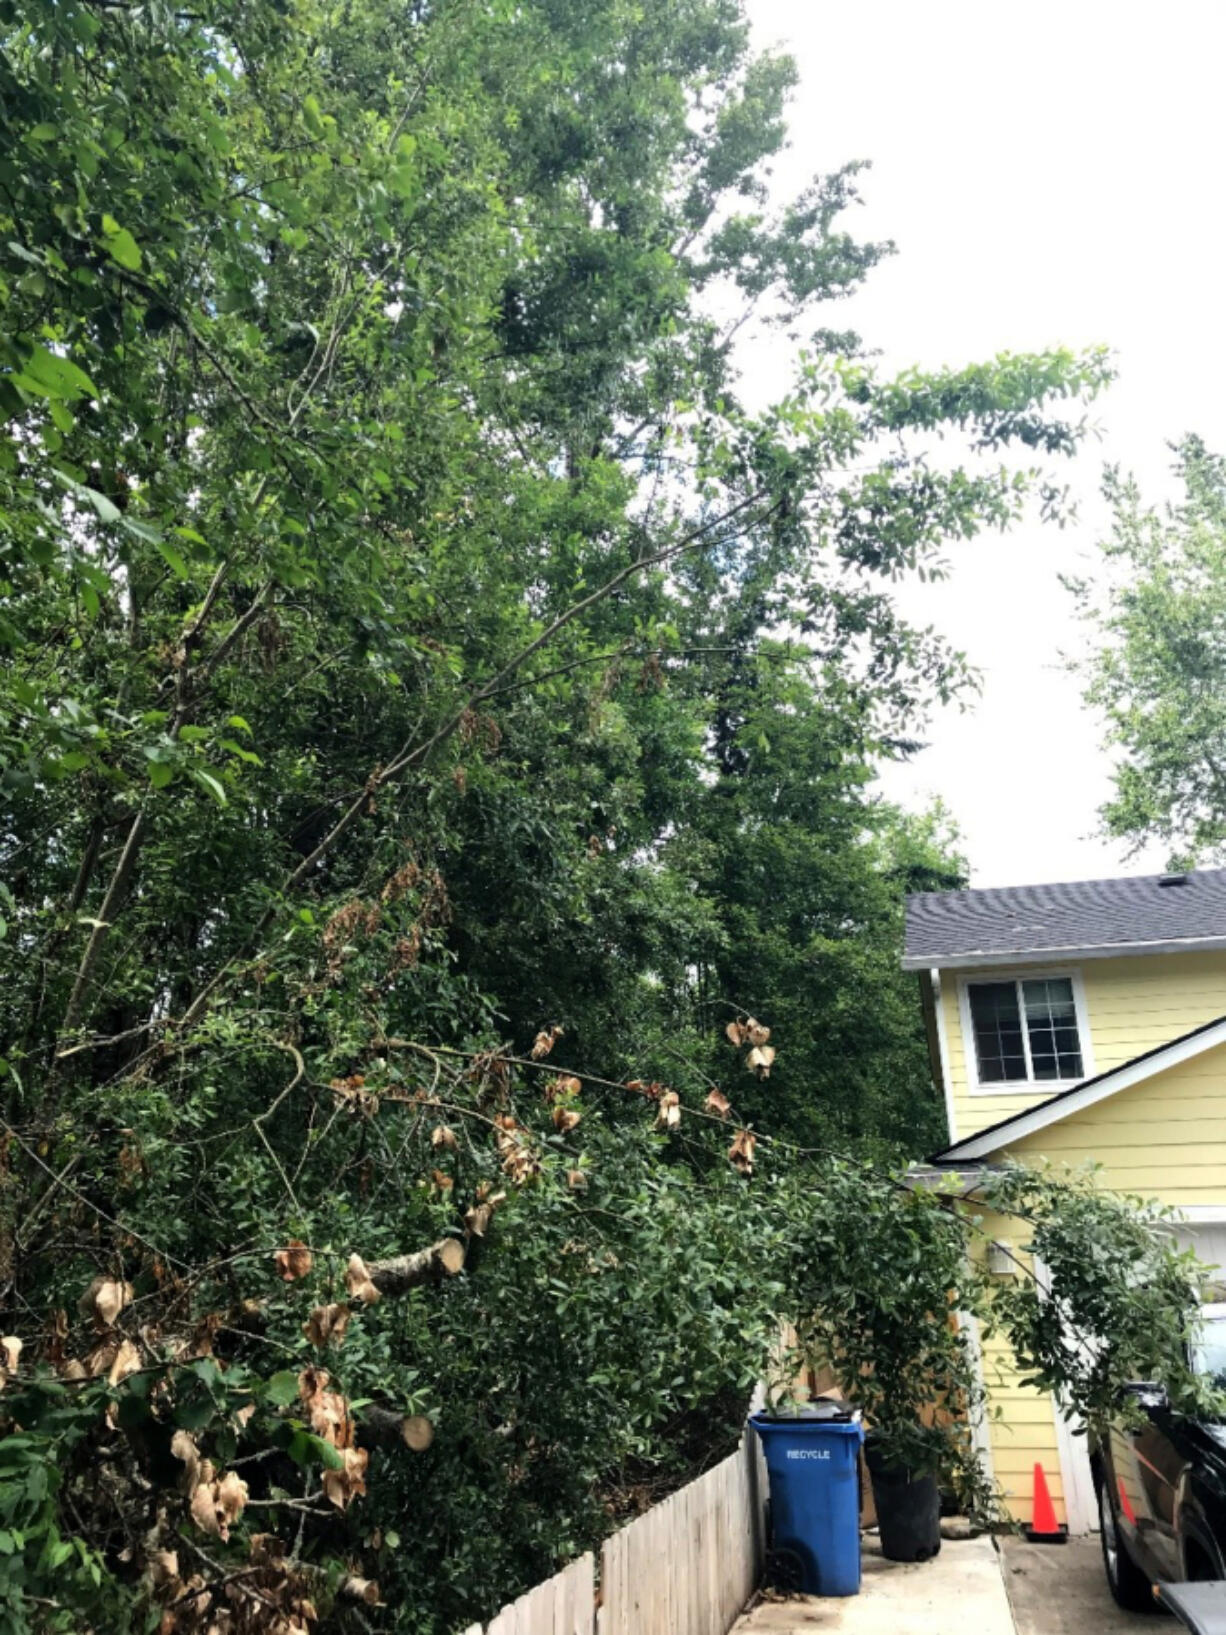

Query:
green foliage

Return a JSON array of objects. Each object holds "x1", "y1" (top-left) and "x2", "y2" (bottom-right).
[
  {"x1": 790, "y1": 1160, "x2": 1225, "y2": 1527},
  {"x1": 0, "y1": 0, "x2": 1132, "y2": 1626},
  {"x1": 672, "y1": 654, "x2": 965, "y2": 1149},
  {"x1": 0, "y1": 1381, "x2": 121, "y2": 1635},
  {"x1": 977, "y1": 1164, "x2": 1223, "y2": 1431},
  {"x1": 789, "y1": 1164, "x2": 994, "y2": 1515},
  {"x1": 1070, "y1": 436, "x2": 1226, "y2": 864}
]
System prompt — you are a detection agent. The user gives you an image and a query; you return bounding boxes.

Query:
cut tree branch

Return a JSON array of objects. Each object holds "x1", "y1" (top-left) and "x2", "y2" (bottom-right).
[
  {"x1": 356, "y1": 1405, "x2": 435, "y2": 1452},
  {"x1": 363, "y1": 1236, "x2": 465, "y2": 1296}
]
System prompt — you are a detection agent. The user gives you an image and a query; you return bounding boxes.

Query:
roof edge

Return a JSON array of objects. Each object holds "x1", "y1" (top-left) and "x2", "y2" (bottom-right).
[{"x1": 901, "y1": 933, "x2": 1226, "y2": 973}]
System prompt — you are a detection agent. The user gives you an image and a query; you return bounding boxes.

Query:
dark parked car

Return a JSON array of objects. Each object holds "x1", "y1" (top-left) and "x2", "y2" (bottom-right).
[{"x1": 1092, "y1": 1304, "x2": 1226, "y2": 1611}]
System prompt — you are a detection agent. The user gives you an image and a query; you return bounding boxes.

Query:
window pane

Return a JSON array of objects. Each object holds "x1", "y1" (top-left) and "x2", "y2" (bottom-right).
[
  {"x1": 969, "y1": 982, "x2": 1028, "y2": 1082},
  {"x1": 1022, "y1": 977, "x2": 1083, "y2": 1081}
]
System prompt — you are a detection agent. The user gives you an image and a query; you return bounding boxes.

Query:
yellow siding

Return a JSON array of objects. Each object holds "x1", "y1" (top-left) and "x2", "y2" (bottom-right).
[
  {"x1": 971, "y1": 1208, "x2": 1065, "y2": 1525},
  {"x1": 965, "y1": 1034, "x2": 1226, "y2": 1520},
  {"x1": 941, "y1": 950, "x2": 1226, "y2": 1145},
  {"x1": 997, "y1": 1042, "x2": 1226, "y2": 1207},
  {"x1": 933, "y1": 948, "x2": 1226, "y2": 1524}
]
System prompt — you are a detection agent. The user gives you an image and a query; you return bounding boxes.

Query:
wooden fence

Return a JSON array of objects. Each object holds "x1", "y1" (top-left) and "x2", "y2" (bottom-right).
[
  {"x1": 464, "y1": 1550, "x2": 598, "y2": 1635},
  {"x1": 597, "y1": 1422, "x2": 767, "y2": 1635},
  {"x1": 459, "y1": 1423, "x2": 767, "y2": 1635}
]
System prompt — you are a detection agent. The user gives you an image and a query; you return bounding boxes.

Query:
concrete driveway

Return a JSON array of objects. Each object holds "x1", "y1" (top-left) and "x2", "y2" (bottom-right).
[
  {"x1": 730, "y1": 1529, "x2": 1158, "y2": 1635},
  {"x1": 732, "y1": 1535, "x2": 1015, "y2": 1634},
  {"x1": 1001, "y1": 1535, "x2": 1152, "y2": 1634}
]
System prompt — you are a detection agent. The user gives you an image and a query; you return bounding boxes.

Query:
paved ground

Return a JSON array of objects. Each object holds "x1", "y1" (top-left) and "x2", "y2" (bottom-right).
[
  {"x1": 1000, "y1": 1535, "x2": 1153, "y2": 1634},
  {"x1": 733, "y1": 1535, "x2": 1015, "y2": 1635}
]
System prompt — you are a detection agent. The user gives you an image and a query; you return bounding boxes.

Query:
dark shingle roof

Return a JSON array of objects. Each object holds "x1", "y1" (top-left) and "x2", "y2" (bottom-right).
[{"x1": 903, "y1": 867, "x2": 1226, "y2": 970}]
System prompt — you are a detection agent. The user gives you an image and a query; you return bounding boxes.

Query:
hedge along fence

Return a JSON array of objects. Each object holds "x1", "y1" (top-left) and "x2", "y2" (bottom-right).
[{"x1": 459, "y1": 1421, "x2": 768, "y2": 1635}]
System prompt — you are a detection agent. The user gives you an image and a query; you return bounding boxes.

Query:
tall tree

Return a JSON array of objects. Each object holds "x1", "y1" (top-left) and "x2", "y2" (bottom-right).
[
  {"x1": 668, "y1": 646, "x2": 965, "y2": 1150},
  {"x1": 0, "y1": 0, "x2": 1117, "y2": 1627},
  {"x1": 1070, "y1": 436, "x2": 1226, "y2": 864}
]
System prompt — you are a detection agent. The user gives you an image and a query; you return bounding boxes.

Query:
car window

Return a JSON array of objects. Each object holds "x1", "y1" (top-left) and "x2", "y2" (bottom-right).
[{"x1": 1191, "y1": 1304, "x2": 1226, "y2": 1387}]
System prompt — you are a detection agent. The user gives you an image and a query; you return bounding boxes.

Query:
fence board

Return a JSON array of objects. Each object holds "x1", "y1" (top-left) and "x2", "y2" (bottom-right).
[
  {"x1": 477, "y1": 1418, "x2": 766, "y2": 1635},
  {"x1": 596, "y1": 1427, "x2": 765, "y2": 1635},
  {"x1": 484, "y1": 1552, "x2": 595, "y2": 1635}
]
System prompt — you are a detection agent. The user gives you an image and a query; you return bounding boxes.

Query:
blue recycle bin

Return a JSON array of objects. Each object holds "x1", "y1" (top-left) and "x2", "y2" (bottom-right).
[{"x1": 750, "y1": 1404, "x2": 864, "y2": 1597}]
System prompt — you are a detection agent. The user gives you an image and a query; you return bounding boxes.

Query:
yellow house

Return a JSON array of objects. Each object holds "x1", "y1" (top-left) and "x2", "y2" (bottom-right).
[{"x1": 903, "y1": 867, "x2": 1226, "y2": 1533}]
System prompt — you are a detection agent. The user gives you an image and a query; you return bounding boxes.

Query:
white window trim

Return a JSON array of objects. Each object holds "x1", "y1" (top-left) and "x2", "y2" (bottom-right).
[{"x1": 957, "y1": 966, "x2": 1095, "y2": 1097}]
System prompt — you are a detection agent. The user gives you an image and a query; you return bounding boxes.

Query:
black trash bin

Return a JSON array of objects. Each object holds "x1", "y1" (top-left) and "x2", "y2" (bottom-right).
[{"x1": 864, "y1": 1435, "x2": 941, "y2": 1563}]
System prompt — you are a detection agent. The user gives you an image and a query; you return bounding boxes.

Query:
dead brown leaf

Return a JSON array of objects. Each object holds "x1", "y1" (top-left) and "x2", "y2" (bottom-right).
[
  {"x1": 248, "y1": 1533, "x2": 286, "y2": 1566},
  {"x1": 298, "y1": 1368, "x2": 354, "y2": 1448},
  {"x1": 186, "y1": 1461, "x2": 248, "y2": 1542},
  {"x1": 303, "y1": 1303, "x2": 351, "y2": 1349},
  {"x1": 654, "y1": 1090, "x2": 681, "y2": 1131},
  {"x1": 728, "y1": 1127, "x2": 756, "y2": 1175},
  {"x1": 79, "y1": 1275, "x2": 133, "y2": 1329},
  {"x1": 107, "y1": 1337, "x2": 141, "y2": 1387},
  {"x1": 704, "y1": 1088, "x2": 731, "y2": 1118},
  {"x1": 545, "y1": 1075, "x2": 581, "y2": 1102},
  {"x1": 0, "y1": 1335, "x2": 22, "y2": 1387},
  {"x1": 188, "y1": 1459, "x2": 219, "y2": 1535},
  {"x1": 83, "y1": 1340, "x2": 118, "y2": 1379},
  {"x1": 171, "y1": 1429, "x2": 202, "y2": 1493},
  {"x1": 745, "y1": 1044, "x2": 776, "y2": 1078},
  {"x1": 214, "y1": 1470, "x2": 248, "y2": 1531},
  {"x1": 147, "y1": 1547, "x2": 179, "y2": 1589},
  {"x1": 344, "y1": 1253, "x2": 381, "y2": 1306},
  {"x1": 530, "y1": 1025, "x2": 563, "y2": 1060},
  {"x1": 430, "y1": 1124, "x2": 458, "y2": 1151},
  {"x1": 274, "y1": 1240, "x2": 313, "y2": 1282},
  {"x1": 494, "y1": 1115, "x2": 540, "y2": 1186},
  {"x1": 321, "y1": 1446, "x2": 368, "y2": 1511},
  {"x1": 340, "y1": 1576, "x2": 381, "y2": 1606},
  {"x1": 551, "y1": 1104, "x2": 581, "y2": 1134}
]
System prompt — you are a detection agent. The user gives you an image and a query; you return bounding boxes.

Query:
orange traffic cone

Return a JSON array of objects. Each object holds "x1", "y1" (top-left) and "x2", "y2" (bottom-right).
[{"x1": 1025, "y1": 1462, "x2": 1067, "y2": 1544}]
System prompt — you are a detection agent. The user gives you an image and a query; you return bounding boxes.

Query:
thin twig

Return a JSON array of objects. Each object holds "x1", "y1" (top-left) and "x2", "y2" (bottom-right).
[{"x1": 0, "y1": 1113, "x2": 187, "y2": 1269}]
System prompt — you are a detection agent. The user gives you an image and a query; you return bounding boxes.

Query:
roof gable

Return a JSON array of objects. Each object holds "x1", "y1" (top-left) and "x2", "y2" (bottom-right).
[
  {"x1": 931, "y1": 1014, "x2": 1226, "y2": 1164},
  {"x1": 904, "y1": 867, "x2": 1226, "y2": 971}
]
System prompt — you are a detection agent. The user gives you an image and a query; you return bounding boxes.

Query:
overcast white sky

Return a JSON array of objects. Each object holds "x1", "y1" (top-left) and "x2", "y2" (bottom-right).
[{"x1": 744, "y1": 0, "x2": 1226, "y2": 888}]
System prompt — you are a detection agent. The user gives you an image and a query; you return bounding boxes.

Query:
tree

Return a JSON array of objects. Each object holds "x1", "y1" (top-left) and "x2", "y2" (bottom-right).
[
  {"x1": 0, "y1": 0, "x2": 1126, "y2": 1627},
  {"x1": 1070, "y1": 436, "x2": 1226, "y2": 864},
  {"x1": 671, "y1": 647, "x2": 965, "y2": 1150}
]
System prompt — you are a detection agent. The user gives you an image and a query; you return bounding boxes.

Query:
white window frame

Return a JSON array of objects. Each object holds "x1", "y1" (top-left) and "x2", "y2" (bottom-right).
[{"x1": 957, "y1": 966, "x2": 1094, "y2": 1096}]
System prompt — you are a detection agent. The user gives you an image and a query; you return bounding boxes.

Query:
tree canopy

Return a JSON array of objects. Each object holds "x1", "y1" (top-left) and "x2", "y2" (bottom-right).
[
  {"x1": 1071, "y1": 436, "x2": 1226, "y2": 865},
  {"x1": 0, "y1": 1, "x2": 1170, "y2": 1630}
]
